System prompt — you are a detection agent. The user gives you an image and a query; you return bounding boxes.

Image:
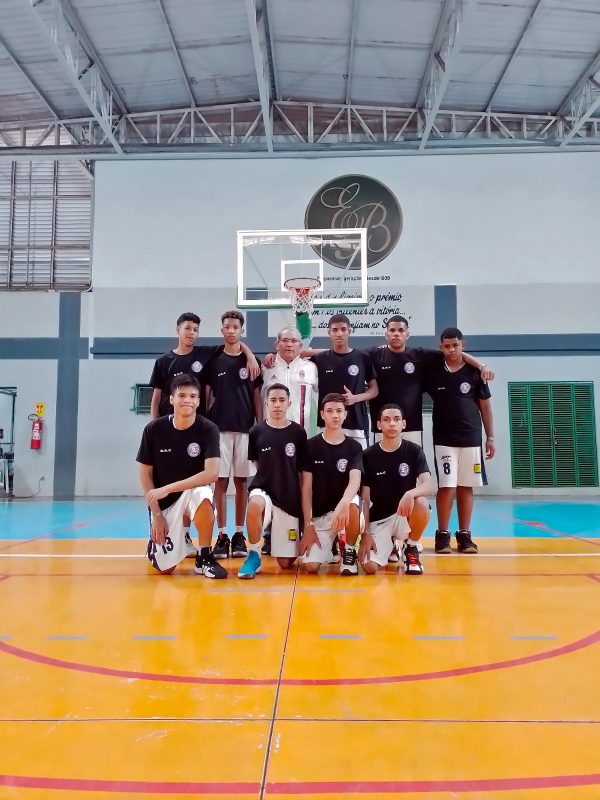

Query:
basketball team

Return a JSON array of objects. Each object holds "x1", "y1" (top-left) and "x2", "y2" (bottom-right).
[{"x1": 137, "y1": 310, "x2": 495, "y2": 579}]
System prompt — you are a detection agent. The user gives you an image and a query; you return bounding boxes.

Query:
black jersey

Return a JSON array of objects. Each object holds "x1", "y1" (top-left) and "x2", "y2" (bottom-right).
[
  {"x1": 302, "y1": 434, "x2": 363, "y2": 518},
  {"x1": 369, "y1": 346, "x2": 440, "y2": 432},
  {"x1": 136, "y1": 415, "x2": 220, "y2": 511},
  {"x1": 202, "y1": 351, "x2": 263, "y2": 433},
  {"x1": 425, "y1": 361, "x2": 491, "y2": 447},
  {"x1": 311, "y1": 349, "x2": 375, "y2": 433},
  {"x1": 149, "y1": 345, "x2": 221, "y2": 417},
  {"x1": 362, "y1": 440, "x2": 430, "y2": 522},
  {"x1": 248, "y1": 421, "x2": 307, "y2": 518}
]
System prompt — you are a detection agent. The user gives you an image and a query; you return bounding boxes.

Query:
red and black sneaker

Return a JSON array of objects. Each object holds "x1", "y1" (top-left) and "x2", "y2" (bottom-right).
[{"x1": 402, "y1": 540, "x2": 424, "y2": 575}]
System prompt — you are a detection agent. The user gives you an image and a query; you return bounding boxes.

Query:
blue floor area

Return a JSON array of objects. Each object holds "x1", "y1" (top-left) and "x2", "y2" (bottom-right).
[{"x1": 0, "y1": 497, "x2": 599, "y2": 541}]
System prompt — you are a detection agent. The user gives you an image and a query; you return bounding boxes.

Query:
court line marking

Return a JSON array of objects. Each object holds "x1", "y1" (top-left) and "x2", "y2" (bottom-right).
[
  {"x1": 1, "y1": 552, "x2": 600, "y2": 558},
  {"x1": 1, "y1": 772, "x2": 600, "y2": 794},
  {"x1": 510, "y1": 635, "x2": 558, "y2": 641},
  {"x1": 2, "y1": 716, "x2": 600, "y2": 724},
  {"x1": 1, "y1": 626, "x2": 598, "y2": 687},
  {"x1": 131, "y1": 635, "x2": 176, "y2": 641}
]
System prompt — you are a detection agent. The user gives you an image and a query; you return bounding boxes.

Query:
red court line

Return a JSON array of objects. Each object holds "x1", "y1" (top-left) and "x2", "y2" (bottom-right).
[
  {"x1": 1, "y1": 772, "x2": 600, "y2": 794},
  {"x1": 1, "y1": 627, "x2": 599, "y2": 687},
  {"x1": 587, "y1": 574, "x2": 600, "y2": 585}
]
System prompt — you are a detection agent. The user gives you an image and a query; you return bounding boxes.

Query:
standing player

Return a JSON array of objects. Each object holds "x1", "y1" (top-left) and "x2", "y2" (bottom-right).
[
  {"x1": 311, "y1": 314, "x2": 377, "y2": 449},
  {"x1": 425, "y1": 327, "x2": 495, "y2": 554},
  {"x1": 300, "y1": 393, "x2": 363, "y2": 575},
  {"x1": 369, "y1": 315, "x2": 494, "y2": 446},
  {"x1": 137, "y1": 374, "x2": 225, "y2": 578},
  {"x1": 359, "y1": 404, "x2": 433, "y2": 575},
  {"x1": 238, "y1": 383, "x2": 307, "y2": 579},
  {"x1": 149, "y1": 312, "x2": 259, "y2": 419},
  {"x1": 203, "y1": 310, "x2": 263, "y2": 560}
]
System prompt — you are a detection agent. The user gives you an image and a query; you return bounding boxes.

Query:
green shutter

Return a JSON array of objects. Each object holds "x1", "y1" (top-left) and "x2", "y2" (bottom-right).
[
  {"x1": 131, "y1": 384, "x2": 153, "y2": 414},
  {"x1": 509, "y1": 382, "x2": 598, "y2": 488}
]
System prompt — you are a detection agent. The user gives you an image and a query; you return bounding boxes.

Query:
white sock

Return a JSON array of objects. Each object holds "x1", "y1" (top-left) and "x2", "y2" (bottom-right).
[
  {"x1": 235, "y1": 526, "x2": 244, "y2": 534},
  {"x1": 248, "y1": 541, "x2": 261, "y2": 555},
  {"x1": 218, "y1": 527, "x2": 227, "y2": 537}
]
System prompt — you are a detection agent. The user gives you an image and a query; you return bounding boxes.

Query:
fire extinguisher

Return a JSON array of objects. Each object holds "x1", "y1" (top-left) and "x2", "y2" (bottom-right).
[{"x1": 28, "y1": 414, "x2": 43, "y2": 450}]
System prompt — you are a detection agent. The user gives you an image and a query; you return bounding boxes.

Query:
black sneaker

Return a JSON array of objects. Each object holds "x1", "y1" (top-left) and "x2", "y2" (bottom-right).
[
  {"x1": 435, "y1": 529, "x2": 452, "y2": 554},
  {"x1": 402, "y1": 540, "x2": 424, "y2": 575},
  {"x1": 231, "y1": 532, "x2": 248, "y2": 558},
  {"x1": 340, "y1": 546, "x2": 358, "y2": 576},
  {"x1": 261, "y1": 533, "x2": 271, "y2": 556},
  {"x1": 326, "y1": 535, "x2": 341, "y2": 564},
  {"x1": 213, "y1": 534, "x2": 230, "y2": 559},
  {"x1": 388, "y1": 542, "x2": 400, "y2": 563},
  {"x1": 194, "y1": 550, "x2": 227, "y2": 579},
  {"x1": 456, "y1": 530, "x2": 478, "y2": 554}
]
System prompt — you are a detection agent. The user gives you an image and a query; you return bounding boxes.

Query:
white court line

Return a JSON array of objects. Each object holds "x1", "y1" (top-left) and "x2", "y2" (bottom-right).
[{"x1": 0, "y1": 553, "x2": 600, "y2": 559}]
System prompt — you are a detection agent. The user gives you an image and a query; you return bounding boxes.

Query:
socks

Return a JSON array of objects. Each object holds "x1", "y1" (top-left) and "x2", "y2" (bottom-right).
[
  {"x1": 218, "y1": 528, "x2": 227, "y2": 538},
  {"x1": 248, "y1": 541, "x2": 261, "y2": 555}
]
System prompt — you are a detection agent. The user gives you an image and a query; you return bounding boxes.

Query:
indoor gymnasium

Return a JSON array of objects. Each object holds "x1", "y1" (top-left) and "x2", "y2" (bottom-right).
[{"x1": 0, "y1": 0, "x2": 599, "y2": 797}]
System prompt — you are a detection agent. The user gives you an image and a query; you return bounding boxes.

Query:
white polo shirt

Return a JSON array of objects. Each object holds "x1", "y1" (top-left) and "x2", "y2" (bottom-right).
[{"x1": 262, "y1": 355, "x2": 319, "y2": 435}]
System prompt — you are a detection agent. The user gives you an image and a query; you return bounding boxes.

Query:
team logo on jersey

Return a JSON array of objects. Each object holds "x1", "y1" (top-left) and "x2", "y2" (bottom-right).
[
  {"x1": 398, "y1": 463, "x2": 410, "y2": 477},
  {"x1": 285, "y1": 442, "x2": 296, "y2": 457},
  {"x1": 348, "y1": 364, "x2": 359, "y2": 376},
  {"x1": 459, "y1": 382, "x2": 471, "y2": 394},
  {"x1": 268, "y1": 373, "x2": 277, "y2": 382},
  {"x1": 336, "y1": 458, "x2": 349, "y2": 472},
  {"x1": 239, "y1": 367, "x2": 249, "y2": 380},
  {"x1": 298, "y1": 370, "x2": 305, "y2": 380},
  {"x1": 191, "y1": 361, "x2": 202, "y2": 373},
  {"x1": 187, "y1": 443, "x2": 200, "y2": 457},
  {"x1": 404, "y1": 362, "x2": 415, "y2": 374}
]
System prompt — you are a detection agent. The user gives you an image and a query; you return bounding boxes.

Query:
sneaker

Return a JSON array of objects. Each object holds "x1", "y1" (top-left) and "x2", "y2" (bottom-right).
[
  {"x1": 231, "y1": 532, "x2": 248, "y2": 558},
  {"x1": 402, "y1": 540, "x2": 424, "y2": 575},
  {"x1": 213, "y1": 534, "x2": 230, "y2": 559},
  {"x1": 340, "y1": 546, "x2": 358, "y2": 576},
  {"x1": 326, "y1": 536, "x2": 341, "y2": 565},
  {"x1": 388, "y1": 542, "x2": 400, "y2": 563},
  {"x1": 456, "y1": 530, "x2": 478, "y2": 554},
  {"x1": 184, "y1": 532, "x2": 197, "y2": 559},
  {"x1": 435, "y1": 529, "x2": 452, "y2": 554},
  {"x1": 238, "y1": 550, "x2": 262, "y2": 579},
  {"x1": 261, "y1": 533, "x2": 271, "y2": 556},
  {"x1": 194, "y1": 550, "x2": 227, "y2": 579}
]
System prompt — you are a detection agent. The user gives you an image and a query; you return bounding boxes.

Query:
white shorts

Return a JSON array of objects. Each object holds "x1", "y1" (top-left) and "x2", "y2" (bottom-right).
[
  {"x1": 365, "y1": 514, "x2": 410, "y2": 567},
  {"x1": 434, "y1": 445, "x2": 486, "y2": 488},
  {"x1": 248, "y1": 489, "x2": 299, "y2": 559},
  {"x1": 219, "y1": 432, "x2": 255, "y2": 478},
  {"x1": 146, "y1": 486, "x2": 213, "y2": 572},
  {"x1": 301, "y1": 495, "x2": 362, "y2": 565},
  {"x1": 372, "y1": 431, "x2": 423, "y2": 446},
  {"x1": 342, "y1": 429, "x2": 368, "y2": 450}
]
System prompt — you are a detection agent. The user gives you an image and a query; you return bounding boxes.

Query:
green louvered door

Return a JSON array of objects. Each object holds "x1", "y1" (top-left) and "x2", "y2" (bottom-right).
[{"x1": 508, "y1": 382, "x2": 598, "y2": 488}]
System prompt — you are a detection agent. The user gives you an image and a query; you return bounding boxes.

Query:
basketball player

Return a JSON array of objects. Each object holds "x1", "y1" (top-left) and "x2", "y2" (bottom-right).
[
  {"x1": 238, "y1": 383, "x2": 307, "y2": 579},
  {"x1": 300, "y1": 393, "x2": 363, "y2": 575},
  {"x1": 359, "y1": 404, "x2": 433, "y2": 575},
  {"x1": 137, "y1": 374, "x2": 225, "y2": 578},
  {"x1": 425, "y1": 327, "x2": 495, "y2": 554},
  {"x1": 203, "y1": 310, "x2": 263, "y2": 560}
]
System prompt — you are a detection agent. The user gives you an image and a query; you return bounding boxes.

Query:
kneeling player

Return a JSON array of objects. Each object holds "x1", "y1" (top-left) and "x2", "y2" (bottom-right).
[
  {"x1": 359, "y1": 404, "x2": 433, "y2": 575},
  {"x1": 137, "y1": 374, "x2": 225, "y2": 578},
  {"x1": 238, "y1": 383, "x2": 307, "y2": 578},
  {"x1": 300, "y1": 393, "x2": 363, "y2": 575}
]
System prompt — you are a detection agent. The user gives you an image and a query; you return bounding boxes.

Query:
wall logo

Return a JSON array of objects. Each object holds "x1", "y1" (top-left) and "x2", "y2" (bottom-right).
[
  {"x1": 305, "y1": 174, "x2": 402, "y2": 268},
  {"x1": 348, "y1": 364, "x2": 359, "y2": 376},
  {"x1": 404, "y1": 362, "x2": 415, "y2": 374},
  {"x1": 399, "y1": 463, "x2": 410, "y2": 477},
  {"x1": 191, "y1": 361, "x2": 202, "y2": 373},
  {"x1": 460, "y1": 382, "x2": 471, "y2": 394},
  {"x1": 187, "y1": 443, "x2": 200, "y2": 457},
  {"x1": 336, "y1": 458, "x2": 349, "y2": 472},
  {"x1": 285, "y1": 442, "x2": 296, "y2": 457},
  {"x1": 239, "y1": 368, "x2": 249, "y2": 380}
]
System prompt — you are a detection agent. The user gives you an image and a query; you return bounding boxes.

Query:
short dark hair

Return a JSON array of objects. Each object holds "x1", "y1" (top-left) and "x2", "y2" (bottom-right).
[
  {"x1": 266, "y1": 382, "x2": 290, "y2": 398},
  {"x1": 320, "y1": 392, "x2": 346, "y2": 410},
  {"x1": 378, "y1": 403, "x2": 405, "y2": 420},
  {"x1": 440, "y1": 326, "x2": 463, "y2": 342},
  {"x1": 327, "y1": 313, "x2": 351, "y2": 329},
  {"x1": 221, "y1": 309, "x2": 245, "y2": 326},
  {"x1": 176, "y1": 312, "x2": 200, "y2": 327},
  {"x1": 170, "y1": 373, "x2": 201, "y2": 394},
  {"x1": 386, "y1": 315, "x2": 408, "y2": 328}
]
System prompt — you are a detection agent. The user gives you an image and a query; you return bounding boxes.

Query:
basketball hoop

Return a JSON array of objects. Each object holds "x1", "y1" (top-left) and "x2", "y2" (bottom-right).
[{"x1": 284, "y1": 276, "x2": 321, "y2": 340}]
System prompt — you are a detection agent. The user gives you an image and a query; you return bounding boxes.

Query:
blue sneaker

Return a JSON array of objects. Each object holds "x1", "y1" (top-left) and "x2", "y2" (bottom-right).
[{"x1": 238, "y1": 550, "x2": 261, "y2": 579}]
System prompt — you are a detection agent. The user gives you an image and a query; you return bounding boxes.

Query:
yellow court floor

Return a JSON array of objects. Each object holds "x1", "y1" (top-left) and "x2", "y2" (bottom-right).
[{"x1": 0, "y1": 517, "x2": 600, "y2": 799}]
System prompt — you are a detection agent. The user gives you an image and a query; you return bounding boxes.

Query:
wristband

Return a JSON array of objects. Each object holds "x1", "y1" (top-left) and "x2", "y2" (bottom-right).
[{"x1": 151, "y1": 511, "x2": 163, "y2": 518}]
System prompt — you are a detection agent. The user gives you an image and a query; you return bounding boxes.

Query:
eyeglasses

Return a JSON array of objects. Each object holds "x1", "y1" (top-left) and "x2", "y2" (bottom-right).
[{"x1": 279, "y1": 338, "x2": 300, "y2": 345}]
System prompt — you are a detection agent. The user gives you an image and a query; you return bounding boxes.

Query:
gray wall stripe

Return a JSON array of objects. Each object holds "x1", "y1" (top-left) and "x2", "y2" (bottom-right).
[
  {"x1": 434, "y1": 284, "x2": 458, "y2": 333},
  {"x1": 53, "y1": 294, "x2": 81, "y2": 499}
]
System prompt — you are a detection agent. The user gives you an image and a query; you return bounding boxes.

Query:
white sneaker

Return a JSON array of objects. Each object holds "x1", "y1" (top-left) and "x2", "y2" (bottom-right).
[
  {"x1": 184, "y1": 532, "x2": 198, "y2": 558},
  {"x1": 340, "y1": 546, "x2": 358, "y2": 576}
]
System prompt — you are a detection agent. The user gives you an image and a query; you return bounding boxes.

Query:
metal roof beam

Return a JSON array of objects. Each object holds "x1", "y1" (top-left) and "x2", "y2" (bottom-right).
[
  {"x1": 0, "y1": 31, "x2": 61, "y2": 120},
  {"x1": 486, "y1": 0, "x2": 545, "y2": 110},
  {"x1": 25, "y1": 0, "x2": 124, "y2": 153},
  {"x1": 245, "y1": 0, "x2": 273, "y2": 152},
  {"x1": 559, "y1": 76, "x2": 600, "y2": 146},
  {"x1": 417, "y1": 0, "x2": 476, "y2": 151},
  {"x1": 344, "y1": 0, "x2": 359, "y2": 105},
  {"x1": 154, "y1": 0, "x2": 196, "y2": 107},
  {"x1": 556, "y1": 48, "x2": 600, "y2": 117}
]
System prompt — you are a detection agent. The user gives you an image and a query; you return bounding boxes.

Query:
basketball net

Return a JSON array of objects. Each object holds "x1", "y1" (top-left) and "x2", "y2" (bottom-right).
[{"x1": 284, "y1": 277, "x2": 321, "y2": 341}]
